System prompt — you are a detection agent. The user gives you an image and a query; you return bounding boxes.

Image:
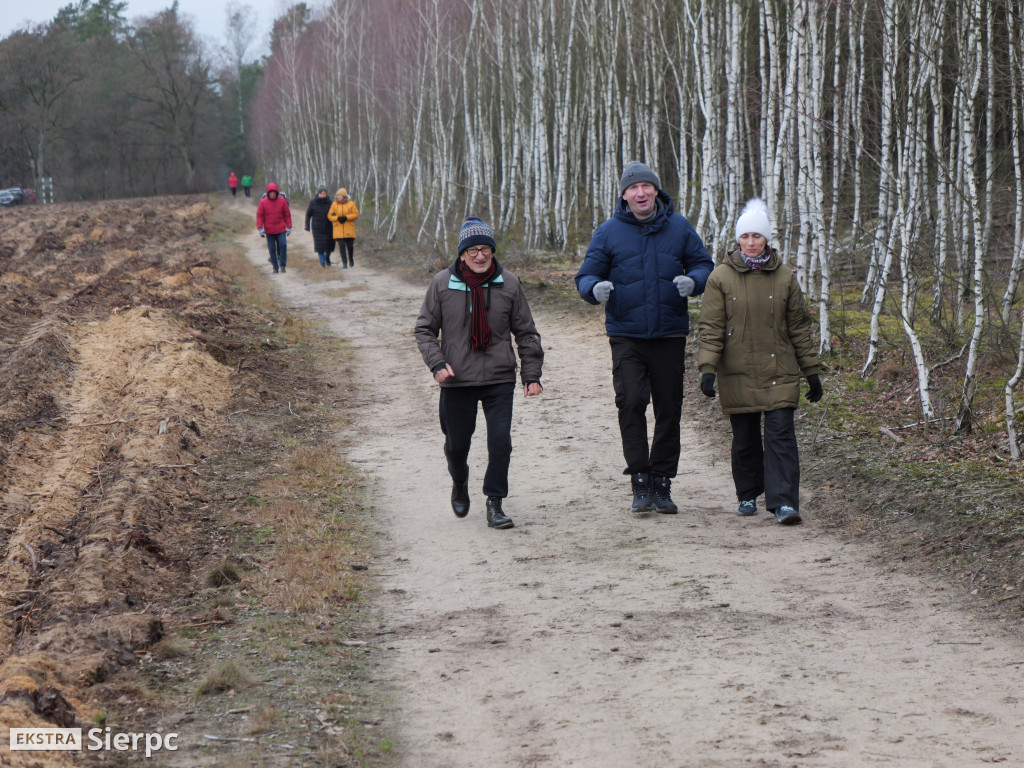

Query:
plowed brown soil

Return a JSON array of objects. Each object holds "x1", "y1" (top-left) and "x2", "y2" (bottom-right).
[{"x1": 0, "y1": 197, "x2": 288, "y2": 765}]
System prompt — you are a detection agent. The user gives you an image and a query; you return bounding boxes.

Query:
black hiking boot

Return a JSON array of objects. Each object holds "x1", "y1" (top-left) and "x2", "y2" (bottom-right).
[
  {"x1": 486, "y1": 497, "x2": 514, "y2": 529},
  {"x1": 651, "y1": 475, "x2": 678, "y2": 514},
  {"x1": 451, "y1": 481, "x2": 470, "y2": 518},
  {"x1": 631, "y1": 473, "x2": 654, "y2": 513}
]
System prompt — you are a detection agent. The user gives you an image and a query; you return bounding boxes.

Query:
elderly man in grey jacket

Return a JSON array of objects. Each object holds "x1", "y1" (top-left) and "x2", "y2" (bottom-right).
[{"x1": 415, "y1": 216, "x2": 544, "y2": 530}]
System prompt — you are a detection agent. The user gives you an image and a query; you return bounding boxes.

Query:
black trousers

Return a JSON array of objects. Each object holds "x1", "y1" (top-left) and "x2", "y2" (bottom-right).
[
  {"x1": 609, "y1": 336, "x2": 687, "y2": 477},
  {"x1": 729, "y1": 408, "x2": 799, "y2": 510},
  {"x1": 337, "y1": 237, "x2": 354, "y2": 266},
  {"x1": 439, "y1": 382, "x2": 515, "y2": 499}
]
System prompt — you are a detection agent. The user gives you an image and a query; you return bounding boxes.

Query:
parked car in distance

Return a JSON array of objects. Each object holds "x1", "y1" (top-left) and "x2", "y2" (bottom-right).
[{"x1": 0, "y1": 186, "x2": 36, "y2": 205}]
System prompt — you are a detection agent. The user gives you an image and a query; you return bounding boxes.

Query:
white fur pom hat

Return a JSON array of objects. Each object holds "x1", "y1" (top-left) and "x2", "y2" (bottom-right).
[{"x1": 735, "y1": 198, "x2": 771, "y2": 242}]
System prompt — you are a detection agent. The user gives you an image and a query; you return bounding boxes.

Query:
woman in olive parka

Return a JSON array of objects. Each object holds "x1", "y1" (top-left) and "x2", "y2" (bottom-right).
[{"x1": 697, "y1": 198, "x2": 823, "y2": 525}]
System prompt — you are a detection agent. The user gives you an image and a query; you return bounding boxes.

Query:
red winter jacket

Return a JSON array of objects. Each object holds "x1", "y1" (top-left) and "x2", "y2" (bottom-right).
[{"x1": 256, "y1": 183, "x2": 292, "y2": 235}]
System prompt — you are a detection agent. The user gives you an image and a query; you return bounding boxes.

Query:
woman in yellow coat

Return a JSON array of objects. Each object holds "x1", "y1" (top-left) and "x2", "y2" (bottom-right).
[{"x1": 328, "y1": 188, "x2": 359, "y2": 268}]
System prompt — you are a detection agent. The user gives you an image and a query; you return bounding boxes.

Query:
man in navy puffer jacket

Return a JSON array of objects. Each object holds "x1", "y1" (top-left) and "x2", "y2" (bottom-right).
[{"x1": 575, "y1": 161, "x2": 714, "y2": 515}]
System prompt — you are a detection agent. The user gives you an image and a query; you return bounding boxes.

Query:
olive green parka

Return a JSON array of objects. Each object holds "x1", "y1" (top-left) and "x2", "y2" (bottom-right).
[{"x1": 697, "y1": 245, "x2": 819, "y2": 414}]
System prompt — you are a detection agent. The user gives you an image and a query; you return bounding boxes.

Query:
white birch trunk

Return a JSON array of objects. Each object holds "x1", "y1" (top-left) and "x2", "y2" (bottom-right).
[
  {"x1": 1005, "y1": 315, "x2": 1024, "y2": 460},
  {"x1": 1000, "y1": 6, "x2": 1024, "y2": 324},
  {"x1": 862, "y1": 0, "x2": 897, "y2": 305},
  {"x1": 552, "y1": 0, "x2": 579, "y2": 249},
  {"x1": 956, "y1": 0, "x2": 986, "y2": 433}
]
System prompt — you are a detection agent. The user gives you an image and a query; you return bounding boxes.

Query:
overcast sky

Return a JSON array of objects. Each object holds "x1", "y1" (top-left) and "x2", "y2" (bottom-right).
[{"x1": 1, "y1": 0, "x2": 291, "y2": 58}]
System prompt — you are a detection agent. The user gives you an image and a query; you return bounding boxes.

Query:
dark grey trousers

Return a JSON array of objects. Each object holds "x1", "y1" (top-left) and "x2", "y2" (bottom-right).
[{"x1": 729, "y1": 408, "x2": 799, "y2": 511}]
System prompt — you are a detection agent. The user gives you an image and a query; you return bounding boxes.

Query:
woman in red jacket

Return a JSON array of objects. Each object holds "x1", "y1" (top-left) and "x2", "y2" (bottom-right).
[{"x1": 256, "y1": 183, "x2": 292, "y2": 274}]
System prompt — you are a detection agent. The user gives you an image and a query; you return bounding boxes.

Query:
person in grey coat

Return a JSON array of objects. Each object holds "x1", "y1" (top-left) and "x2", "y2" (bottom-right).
[{"x1": 415, "y1": 217, "x2": 544, "y2": 530}]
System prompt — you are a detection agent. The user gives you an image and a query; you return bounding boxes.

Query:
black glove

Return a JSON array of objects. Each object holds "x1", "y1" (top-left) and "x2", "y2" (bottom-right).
[
  {"x1": 304, "y1": 225, "x2": 310, "y2": 231},
  {"x1": 806, "y1": 374, "x2": 823, "y2": 403},
  {"x1": 700, "y1": 373, "x2": 717, "y2": 398},
  {"x1": 339, "y1": 215, "x2": 348, "y2": 223}
]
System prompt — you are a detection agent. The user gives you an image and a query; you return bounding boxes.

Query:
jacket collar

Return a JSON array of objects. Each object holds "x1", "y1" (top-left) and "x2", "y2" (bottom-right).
[
  {"x1": 613, "y1": 189, "x2": 674, "y2": 230},
  {"x1": 725, "y1": 243, "x2": 781, "y2": 272},
  {"x1": 448, "y1": 258, "x2": 505, "y2": 290}
]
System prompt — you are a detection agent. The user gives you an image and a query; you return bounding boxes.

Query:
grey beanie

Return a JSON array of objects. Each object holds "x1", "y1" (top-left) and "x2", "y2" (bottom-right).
[{"x1": 619, "y1": 161, "x2": 661, "y2": 196}]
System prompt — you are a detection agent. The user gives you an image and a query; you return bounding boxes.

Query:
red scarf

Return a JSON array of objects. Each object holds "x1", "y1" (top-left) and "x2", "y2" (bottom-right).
[{"x1": 455, "y1": 259, "x2": 497, "y2": 350}]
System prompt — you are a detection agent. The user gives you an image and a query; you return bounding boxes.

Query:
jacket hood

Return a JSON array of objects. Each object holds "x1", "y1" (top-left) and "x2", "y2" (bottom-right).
[
  {"x1": 266, "y1": 182, "x2": 280, "y2": 194},
  {"x1": 724, "y1": 243, "x2": 782, "y2": 272}
]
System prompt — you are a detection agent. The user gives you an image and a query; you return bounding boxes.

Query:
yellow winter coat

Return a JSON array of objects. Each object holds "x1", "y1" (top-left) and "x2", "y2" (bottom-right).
[
  {"x1": 328, "y1": 192, "x2": 359, "y2": 239},
  {"x1": 697, "y1": 245, "x2": 819, "y2": 414}
]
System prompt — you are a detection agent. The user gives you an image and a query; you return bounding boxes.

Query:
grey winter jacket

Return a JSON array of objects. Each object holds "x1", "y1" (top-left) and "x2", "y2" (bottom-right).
[{"x1": 415, "y1": 260, "x2": 544, "y2": 387}]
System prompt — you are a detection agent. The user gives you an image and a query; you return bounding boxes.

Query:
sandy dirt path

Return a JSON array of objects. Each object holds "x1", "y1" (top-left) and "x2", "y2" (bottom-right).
[{"x1": 244, "y1": 230, "x2": 1024, "y2": 767}]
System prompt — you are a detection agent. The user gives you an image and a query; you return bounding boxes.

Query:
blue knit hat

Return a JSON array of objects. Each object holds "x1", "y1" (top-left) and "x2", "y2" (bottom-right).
[{"x1": 458, "y1": 216, "x2": 497, "y2": 255}]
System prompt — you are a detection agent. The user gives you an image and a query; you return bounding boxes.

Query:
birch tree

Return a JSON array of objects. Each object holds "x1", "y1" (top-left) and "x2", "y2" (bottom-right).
[{"x1": 241, "y1": 0, "x2": 1024, "y2": 449}]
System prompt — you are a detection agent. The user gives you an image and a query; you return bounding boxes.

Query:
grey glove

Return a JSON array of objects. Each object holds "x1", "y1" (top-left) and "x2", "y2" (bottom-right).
[
  {"x1": 285, "y1": 227, "x2": 291, "y2": 236},
  {"x1": 673, "y1": 275, "x2": 695, "y2": 298},
  {"x1": 593, "y1": 281, "x2": 614, "y2": 303},
  {"x1": 258, "y1": 227, "x2": 265, "y2": 237}
]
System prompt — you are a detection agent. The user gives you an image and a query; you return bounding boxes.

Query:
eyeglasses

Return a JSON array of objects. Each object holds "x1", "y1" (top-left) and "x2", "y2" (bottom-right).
[{"x1": 465, "y1": 246, "x2": 494, "y2": 257}]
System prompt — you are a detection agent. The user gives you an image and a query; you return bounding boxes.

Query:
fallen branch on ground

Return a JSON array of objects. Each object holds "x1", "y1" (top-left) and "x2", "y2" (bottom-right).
[{"x1": 879, "y1": 427, "x2": 905, "y2": 444}]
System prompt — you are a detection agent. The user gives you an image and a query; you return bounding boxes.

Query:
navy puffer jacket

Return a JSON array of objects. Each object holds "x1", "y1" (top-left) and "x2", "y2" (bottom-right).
[{"x1": 575, "y1": 191, "x2": 714, "y2": 338}]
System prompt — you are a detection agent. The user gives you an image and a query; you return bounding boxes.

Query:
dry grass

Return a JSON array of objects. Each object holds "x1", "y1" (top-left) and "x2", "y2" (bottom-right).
[
  {"x1": 241, "y1": 445, "x2": 365, "y2": 614},
  {"x1": 206, "y1": 561, "x2": 243, "y2": 588},
  {"x1": 207, "y1": 239, "x2": 278, "y2": 311},
  {"x1": 322, "y1": 284, "x2": 369, "y2": 299},
  {"x1": 286, "y1": 254, "x2": 348, "y2": 282},
  {"x1": 248, "y1": 704, "x2": 280, "y2": 734},
  {"x1": 276, "y1": 314, "x2": 321, "y2": 349},
  {"x1": 149, "y1": 638, "x2": 192, "y2": 660},
  {"x1": 195, "y1": 660, "x2": 255, "y2": 696},
  {"x1": 259, "y1": 643, "x2": 292, "y2": 663}
]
